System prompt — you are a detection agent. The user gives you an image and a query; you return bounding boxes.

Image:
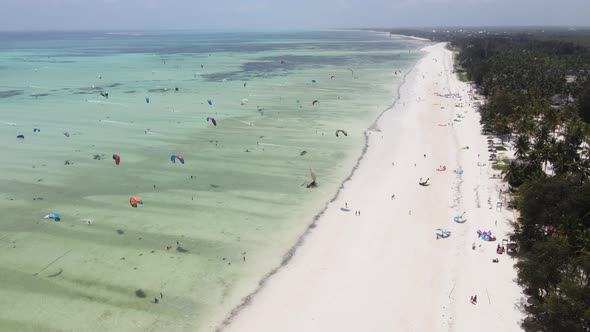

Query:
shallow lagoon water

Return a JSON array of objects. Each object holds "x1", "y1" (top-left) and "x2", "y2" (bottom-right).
[{"x1": 0, "y1": 30, "x2": 425, "y2": 331}]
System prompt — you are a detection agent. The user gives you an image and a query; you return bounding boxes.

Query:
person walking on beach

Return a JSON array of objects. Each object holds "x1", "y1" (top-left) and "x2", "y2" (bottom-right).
[{"x1": 345, "y1": 202, "x2": 348, "y2": 209}]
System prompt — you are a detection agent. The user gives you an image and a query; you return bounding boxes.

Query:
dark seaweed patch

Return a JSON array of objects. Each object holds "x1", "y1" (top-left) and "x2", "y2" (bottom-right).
[
  {"x1": 76, "y1": 83, "x2": 120, "y2": 92},
  {"x1": 0, "y1": 90, "x2": 23, "y2": 98},
  {"x1": 22, "y1": 59, "x2": 75, "y2": 64},
  {"x1": 202, "y1": 54, "x2": 406, "y2": 82},
  {"x1": 77, "y1": 86, "x2": 102, "y2": 92},
  {"x1": 135, "y1": 289, "x2": 146, "y2": 298},
  {"x1": 47, "y1": 268, "x2": 63, "y2": 278}
]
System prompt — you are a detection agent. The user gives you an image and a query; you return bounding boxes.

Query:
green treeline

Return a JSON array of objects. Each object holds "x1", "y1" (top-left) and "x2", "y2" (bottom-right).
[
  {"x1": 391, "y1": 29, "x2": 590, "y2": 331},
  {"x1": 457, "y1": 33, "x2": 590, "y2": 332}
]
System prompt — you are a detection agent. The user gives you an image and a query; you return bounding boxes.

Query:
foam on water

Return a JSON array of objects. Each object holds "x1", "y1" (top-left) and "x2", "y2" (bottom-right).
[{"x1": 0, "y1": 30, "x2": 426, "y2": 331}]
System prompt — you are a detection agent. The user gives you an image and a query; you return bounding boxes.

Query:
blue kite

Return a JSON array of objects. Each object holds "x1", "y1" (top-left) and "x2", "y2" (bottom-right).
[{"x1": 44, "y1": 213, "x2": 61, "y2": 222}]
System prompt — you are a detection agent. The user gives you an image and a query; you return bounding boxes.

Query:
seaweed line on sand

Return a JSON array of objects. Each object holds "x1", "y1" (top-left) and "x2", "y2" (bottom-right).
[{"x1": 215, "y1": 47, "x2": 427, "y2": 332}]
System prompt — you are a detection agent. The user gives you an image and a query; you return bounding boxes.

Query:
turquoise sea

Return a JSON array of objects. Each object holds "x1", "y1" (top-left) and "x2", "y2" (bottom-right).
[{"x1": 0, "y1": 30, "x2": 425, "y2": 331}]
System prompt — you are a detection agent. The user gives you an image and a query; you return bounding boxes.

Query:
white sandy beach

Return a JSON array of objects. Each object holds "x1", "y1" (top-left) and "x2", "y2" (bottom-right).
[{"x1": 218, "y1": 43, "x2": 525, "y2": 332}]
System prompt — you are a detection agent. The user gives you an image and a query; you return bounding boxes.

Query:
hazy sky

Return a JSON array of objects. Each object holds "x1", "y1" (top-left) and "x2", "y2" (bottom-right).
[{"x1": 1, "y1": 0, "x2": 589, "y2": 31}]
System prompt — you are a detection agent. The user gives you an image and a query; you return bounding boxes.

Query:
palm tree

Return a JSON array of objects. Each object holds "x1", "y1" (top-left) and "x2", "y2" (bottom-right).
[
  {"x1": 534, "y1": 125, "x2": 552, "y2": 173},
  {"x1": 550, "y1": 120, "x2": 583, "y2": 177},
  {"x1": 550, "y1": 142, "x2": 571, "y2": 176},
  {"x1": 514, "y1": 134, "x2": 531, "y2": 159},
  {"x1": 513, "y1": 112, "x2": 536, "y2": 137}
]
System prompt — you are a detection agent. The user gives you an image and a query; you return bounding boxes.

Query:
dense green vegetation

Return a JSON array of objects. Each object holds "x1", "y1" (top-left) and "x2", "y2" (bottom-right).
[{"x1": 388, "y1": 28, "x2": 590, "y2": 331}]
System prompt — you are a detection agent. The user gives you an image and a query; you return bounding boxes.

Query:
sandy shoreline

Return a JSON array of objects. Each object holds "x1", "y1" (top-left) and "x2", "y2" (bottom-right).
[
  {"x1": 407, "y1": 35, "x2": 431, "y2": 41},
  {"x1": 217, "y1": 43, "x2": 525, "y2": 332}
]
